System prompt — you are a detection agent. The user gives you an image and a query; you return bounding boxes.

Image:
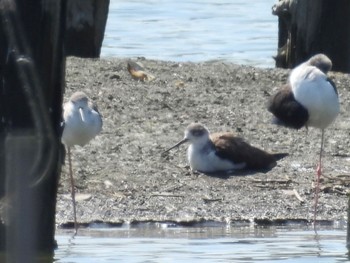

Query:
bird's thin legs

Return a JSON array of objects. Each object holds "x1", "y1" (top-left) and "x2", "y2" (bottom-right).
[
  {"x1": 68, "y1": 147, "x2": 78, "y2": 235},
  {"x1": 313, "y1": 129, "x2": 324, "y2": 228}
]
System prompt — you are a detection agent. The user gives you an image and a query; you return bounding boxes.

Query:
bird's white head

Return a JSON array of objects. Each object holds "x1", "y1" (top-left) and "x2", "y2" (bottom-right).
[
  {"x1": 183, "y1": 123, "x2": 210, "y2": 146},
  {"x1": 69, "y1": 91, "x2": 89, "y2": 122},
  {"x1": 306, "y1": 54, "x2": 332, "y2": 74},
  {"x1": 163, "y1": 123, "x2": 210, "y2": 153},
  {"x1": 70, "y1": 91, "x2": 89, "y2": 108}
]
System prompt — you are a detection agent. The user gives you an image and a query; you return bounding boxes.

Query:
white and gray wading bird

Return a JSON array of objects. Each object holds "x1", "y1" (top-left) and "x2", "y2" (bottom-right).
[
  {"x1": 267, "y1": 54, "x2": 340, "y2": 223},
  {"x1": 61, "y1": 91, "x2": 103, "y2": 234},
  {"x1": 163, "y1": 123, "x2": 287, "y2": 173}
]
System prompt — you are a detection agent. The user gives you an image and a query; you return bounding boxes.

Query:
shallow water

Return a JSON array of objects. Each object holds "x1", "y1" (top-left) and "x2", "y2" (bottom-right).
[
  {"x1": 55, "y1": 223, "x2": 349, "y2": 262},
  {"x1": 102, "y1": 0, "x2": 278, "y2": 67}
]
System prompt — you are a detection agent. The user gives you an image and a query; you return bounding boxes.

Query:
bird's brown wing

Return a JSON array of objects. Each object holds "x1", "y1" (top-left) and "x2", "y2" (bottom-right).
[
  {"x1": 127, "y1": 61, "x2": 155, "y2": 81},
  {"x1": 211, "y1": 132, "x2": 278, "y2": 170}
]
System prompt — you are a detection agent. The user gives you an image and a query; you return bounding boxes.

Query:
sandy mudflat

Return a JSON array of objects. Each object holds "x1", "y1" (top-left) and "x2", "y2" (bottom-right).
[{"x1": 56, "y1": 57, "x2": 350, "y2": 227}]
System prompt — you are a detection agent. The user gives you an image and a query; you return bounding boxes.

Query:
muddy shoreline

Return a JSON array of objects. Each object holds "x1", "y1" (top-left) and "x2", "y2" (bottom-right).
[{"x1": 56, "y1": 57, "x2": 350, "y2": 227}]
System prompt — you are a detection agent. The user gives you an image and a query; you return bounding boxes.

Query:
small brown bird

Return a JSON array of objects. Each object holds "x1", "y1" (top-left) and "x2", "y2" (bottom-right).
[
  {"x1": 164, "y1": 123, "x2": 287, "y2": 173},
  {"x1": 127, "y1": 61, "x2": 155, "y2": 81}
]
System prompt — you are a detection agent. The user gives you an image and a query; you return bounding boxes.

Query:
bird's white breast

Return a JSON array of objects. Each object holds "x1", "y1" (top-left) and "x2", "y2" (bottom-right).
[
  {"x1": 187, "y1": 143, "x2": 246, "y2": 173},
  {"x1": 62, "y1": 102, "x2": 102, "y2": 147},
  {"x1": 290, "y1": 66, "x2": 339, "y2": 129}
]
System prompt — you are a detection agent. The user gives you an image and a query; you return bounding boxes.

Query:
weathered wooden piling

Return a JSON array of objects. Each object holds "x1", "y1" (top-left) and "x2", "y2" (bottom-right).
[
  {"x1": 272, "y1": 0, "x2": 350, "y2": 72},
  {"x1": 65, "y1": 0, "x2": 110, "y2": 58},
  {"x1": 0, "y1": 0, "x2": 109, "y2": 261},
  {"x1": 0, "y1": 0, "x2": 65, "y2": 261}
]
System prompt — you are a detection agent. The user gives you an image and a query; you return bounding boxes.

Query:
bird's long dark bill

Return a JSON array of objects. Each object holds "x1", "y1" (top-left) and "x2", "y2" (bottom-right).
[{"x1": 163, "y1": 138, "x2": 189, "y2": 154}]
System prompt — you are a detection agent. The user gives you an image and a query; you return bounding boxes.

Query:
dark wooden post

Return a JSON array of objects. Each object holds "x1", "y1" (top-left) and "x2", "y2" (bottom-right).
[
  {"x1": 0, "y1": 0, "x2": 109, "y2": 260},
  {"x1": 65, "y1": 0, "x2": 110, "y2": 57},
  {"x1": 273, "y1": 0, "x2": 350, "y2": 72},
  {"x1": 0, "y1": 0, "x2": 66, "y2": 261}
]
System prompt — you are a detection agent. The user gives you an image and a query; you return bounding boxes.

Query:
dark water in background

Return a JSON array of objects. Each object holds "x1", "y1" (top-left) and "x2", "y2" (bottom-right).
[{"x1": 102, "y1": 0, "x2": 278, "y2": 67}]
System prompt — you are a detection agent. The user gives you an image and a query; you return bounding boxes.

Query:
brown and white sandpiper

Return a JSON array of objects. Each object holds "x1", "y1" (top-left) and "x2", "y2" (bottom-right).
[
  {"x1": 61, "y1": 91, "x2": 103, "y2": 234},
  {"x1": 164, "y1": 123, "x2": 287, "y2": 173},
  {"x1": 267, "y1": 54, "x2": 340, "y2": 224}
]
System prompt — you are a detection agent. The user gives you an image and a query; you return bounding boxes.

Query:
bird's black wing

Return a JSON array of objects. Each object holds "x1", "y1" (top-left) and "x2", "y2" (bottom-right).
[{"x1": 267, "y1": 84, "x2": 309, "y2": 129}]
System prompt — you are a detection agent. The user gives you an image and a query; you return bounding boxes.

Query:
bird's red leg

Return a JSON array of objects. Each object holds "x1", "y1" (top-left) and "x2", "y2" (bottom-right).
[
  {"x1": 313, "y1": 129, "x2": 324, "y2": 228},
  {"x1": 68, "y1": 147, "x2": 78, "y2": 235}
]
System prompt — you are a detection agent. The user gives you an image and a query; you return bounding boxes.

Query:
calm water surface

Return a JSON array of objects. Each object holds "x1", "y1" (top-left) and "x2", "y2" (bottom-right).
[
  {"x1": 55, "y1": 223, "x2": 349, "y2": 262},
  {"x1": 102, "y1": 0, "x2": 278, "y2": 67}
]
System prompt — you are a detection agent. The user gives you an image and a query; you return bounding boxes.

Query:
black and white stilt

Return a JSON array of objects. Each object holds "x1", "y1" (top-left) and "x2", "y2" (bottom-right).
[
  {"x1": 268, "y1": 54, "x2": 340, "y2": 224},
  {"x1": 164, "y1": 123, "x2": 287, "y2": 173},
  {"x1": 61, "y1": 91, "x2": 102, "y2": 234}
]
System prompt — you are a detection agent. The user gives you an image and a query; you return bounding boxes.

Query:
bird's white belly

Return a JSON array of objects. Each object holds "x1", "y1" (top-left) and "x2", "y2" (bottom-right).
[
  {"x1": 291, "y1": 66, "x2": 340, "y2": 129},
  {"x1": 293, "y1": 79, "x2": 339, "y2": 129},
  {"x1": 187, "y1": 145, "x2": 246, "y2": 173},
  {"x1": 62, "y1": 111, "x2": 102, "y2": 147}
]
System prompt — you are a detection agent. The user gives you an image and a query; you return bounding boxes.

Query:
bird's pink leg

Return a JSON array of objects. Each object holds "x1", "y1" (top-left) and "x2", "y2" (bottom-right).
[
  {"x1": 68, "y1": 147, "x2": 78, "y2": 235},
  {"x1": 313, "y1": 129, "x2": 324, "y2": 228},
  {"x1": 313, "y1": 162, "x2": 321, "y2": 223}
]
